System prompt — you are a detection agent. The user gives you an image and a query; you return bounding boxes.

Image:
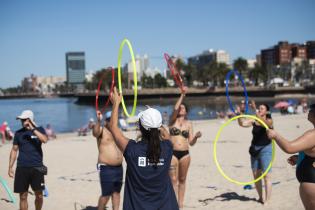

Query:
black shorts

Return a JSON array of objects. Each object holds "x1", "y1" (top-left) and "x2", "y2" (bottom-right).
[{"x1": 14, "y1": 167, "x2": 45, "y2": 193}]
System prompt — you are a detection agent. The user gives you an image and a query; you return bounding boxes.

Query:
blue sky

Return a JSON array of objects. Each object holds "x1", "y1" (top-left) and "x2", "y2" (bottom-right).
[{"x1": 0, "y1": 0, "x2": 314, "y2": 88}]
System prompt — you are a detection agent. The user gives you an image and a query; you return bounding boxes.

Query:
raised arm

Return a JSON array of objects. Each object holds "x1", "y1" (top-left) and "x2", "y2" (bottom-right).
[
  {"x1": 28, "y1": 121, "x2": 48, "y2": 143},
  {"x1": 159, "y1": 126, "x2": 171, "y2": 140},
  {"x1": 33, "y1": 129, "x2": 48, "y2": 143},
  {"x1": 169, "y1": 86, "x2": 187, "y2": 126},
  {"x1": 267, "y1": 129, "x2": 315, "y2": 154},
  {"x1": 93, "y1": 111, "x2": 103, "y2": 138},
  {"x1": 109, "y1": 87, "x2": 129, "y2": 152},
  {"x1": 235, "y1": 105, "x2": 254, "y2": 127}
]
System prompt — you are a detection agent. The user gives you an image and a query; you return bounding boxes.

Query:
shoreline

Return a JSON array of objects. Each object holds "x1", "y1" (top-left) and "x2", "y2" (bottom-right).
[{"x1": 1, "y1": 86, "x2": 315, "y2": 101}]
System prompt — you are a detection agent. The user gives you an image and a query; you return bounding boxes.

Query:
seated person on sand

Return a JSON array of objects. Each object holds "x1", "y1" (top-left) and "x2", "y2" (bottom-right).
[
  {"x1": 78, "y1": 118, "x2": 95, "y2": 136},
  {"x1": 0, "y1": 121, "x2": 14, "y2": 141},
  {"x1": 45, "y1": 124, "x2": 57, "y2": 140}
]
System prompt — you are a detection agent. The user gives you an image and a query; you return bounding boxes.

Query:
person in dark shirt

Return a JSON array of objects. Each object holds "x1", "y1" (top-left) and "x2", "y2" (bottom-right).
[
  {"x1": 109, "y1": 87, "x2": 179, "y2": 210},
  {"x1": 237, "y1": 100, "x2": 273, "y2": 205},
  {"x1": 8, "y1": 110, "x2": 48, "y2": 210}
]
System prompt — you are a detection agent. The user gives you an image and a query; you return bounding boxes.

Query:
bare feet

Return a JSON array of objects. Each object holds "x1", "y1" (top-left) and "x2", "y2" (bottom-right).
[{"x1": 257, "y1": 197, "x2": 264, "y2": 204}]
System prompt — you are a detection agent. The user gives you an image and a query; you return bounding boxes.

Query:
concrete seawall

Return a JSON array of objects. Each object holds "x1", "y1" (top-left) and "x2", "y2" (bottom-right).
[{"x1": 75, "y1": 86, "x2": 315, "y2": 104}]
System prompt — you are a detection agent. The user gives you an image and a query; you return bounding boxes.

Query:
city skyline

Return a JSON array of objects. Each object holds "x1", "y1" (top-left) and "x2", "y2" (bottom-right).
[{"x1": 1, "y1": 0, "x2": 314, "y2": 88}]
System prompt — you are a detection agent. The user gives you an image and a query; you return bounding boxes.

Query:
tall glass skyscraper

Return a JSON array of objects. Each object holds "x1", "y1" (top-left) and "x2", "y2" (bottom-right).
[{"x1": 66, "y1": 52, "x2": 85, "y2": 84}]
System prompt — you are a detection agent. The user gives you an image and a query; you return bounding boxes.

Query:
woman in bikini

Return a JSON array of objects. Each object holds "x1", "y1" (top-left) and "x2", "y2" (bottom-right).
[
  {"x1": 267, "y1": 104, "x2": 315, "y2": 210},
  {"x1": 168, "y1": 86, "x2": 202, "y2": 208}
]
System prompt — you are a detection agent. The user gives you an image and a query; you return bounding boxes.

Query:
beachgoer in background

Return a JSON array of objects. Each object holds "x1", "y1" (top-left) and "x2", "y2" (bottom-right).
[
  {"x1": 78, "y1": 118, "x2": 95, "y2": 136},
  {"x1": 0, "y1": 121, "x2": 14, "y2": 142},
  {"x1": 162, "y1": 111, "x2": 169, "y2": 126},
  {"x1": 296, "y1": 102, "x2": 304, "y2": 114},
  {"x1": 302, "y1": 98, "x2": 308, "y2": 113},
  {"x1": 45, "y1": 124, "x2": 56, "y2": 139}
]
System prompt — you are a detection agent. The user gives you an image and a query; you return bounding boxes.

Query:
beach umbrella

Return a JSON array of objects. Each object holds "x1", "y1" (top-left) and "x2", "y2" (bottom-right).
[
  {"x1": 274, "y1": 101, "x2": 289, "y2": 109},
  {"x1": 287, "y1": 99, "x2": 298, "y2": 105}
]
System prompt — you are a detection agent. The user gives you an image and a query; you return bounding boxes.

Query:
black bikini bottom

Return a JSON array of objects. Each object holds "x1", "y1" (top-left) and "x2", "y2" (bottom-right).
[
  {"x1": 173, "y1": 150, "x2": 189, "y2": 160},
  {"x1": 296, "y1": 154, "x2": 315, "y2": 183}
]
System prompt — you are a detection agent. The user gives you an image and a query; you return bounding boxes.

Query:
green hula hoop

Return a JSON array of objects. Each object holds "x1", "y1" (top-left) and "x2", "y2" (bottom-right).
[
  {"x1": 0, "y1": 176, "x2": 16, "y2": 204},
  {"x1": 213, "y1": 114, "x2": 276, "y2": 185},
  {"x1": 117, "y1": 39, "x2": 138, "y2": 117}
]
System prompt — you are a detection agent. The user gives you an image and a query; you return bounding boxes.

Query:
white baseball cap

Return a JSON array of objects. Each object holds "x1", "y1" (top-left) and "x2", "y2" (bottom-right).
[
  {"x1": 137, "y1": 107, "x2": 162, "y2": 130},
  {"x1": 16, "y1": 110, "x2": 37, "y2": 127}
]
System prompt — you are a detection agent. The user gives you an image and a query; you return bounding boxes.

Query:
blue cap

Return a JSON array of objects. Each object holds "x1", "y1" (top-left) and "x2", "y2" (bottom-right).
[{"x1": 105, "y1": 111, "x2": 112, "y2": 120}]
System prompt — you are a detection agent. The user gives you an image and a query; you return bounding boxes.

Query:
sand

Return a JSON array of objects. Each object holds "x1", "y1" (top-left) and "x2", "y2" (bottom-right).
[{"x1": 1, "y1": 113, "x2": 310, "y2": 210}]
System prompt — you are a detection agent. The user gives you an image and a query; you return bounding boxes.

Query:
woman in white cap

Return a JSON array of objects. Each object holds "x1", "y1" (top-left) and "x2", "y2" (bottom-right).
[
  {"x1": 168, "y1": 86, "x2": 202, "y2": 208},
  {"x1": 109, "y1": 87, "x2": 179, "y2": 210}
]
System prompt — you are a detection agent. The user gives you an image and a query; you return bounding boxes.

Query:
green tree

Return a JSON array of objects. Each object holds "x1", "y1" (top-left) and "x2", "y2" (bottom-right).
[
  {"x1": 248, "y1": 64, "x2": 267, "y2": 86},
  {"x1": 215, "y1": 63, "x2": 230, "y2": 87},
  {"x1": 233, "y1": 57, "x2": 248, "y2": 78},
  {"x1": 154, "y1": 73, "x2": 167, "y2": 88},
  {"x1": 183, "y1": 63, "x2": 197, "y2": 86},
  {"x1": 141, "y1": 73, "x2": 154, "y2": 88}
]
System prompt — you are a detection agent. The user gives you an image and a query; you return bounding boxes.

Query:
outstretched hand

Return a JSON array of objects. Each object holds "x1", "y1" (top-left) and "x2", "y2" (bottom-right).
[
  {"x1": 96, "y1": 110, "x2": 103, "y2": 122},
  {"x1": 250, "y1": 100, "x2": 257, "y2": 110},
  {"x1": 181, "y1": 86, "x2": 188, "y2": 95},
  {"x1": 267, "y1": 129, "x2": 277, "y2": 139},
  {"x1": 110, "y1": 87, "x2": 122, "y2": 106},
  {"x1": 236, "y1": 105, "x2": 241, "y2": 114},
  {"x1": 195, "y1": 131, "x2": 202, "y2": 139},
  {"x1": 287, "y1": 155, "x2": 298, "y2": 166}
]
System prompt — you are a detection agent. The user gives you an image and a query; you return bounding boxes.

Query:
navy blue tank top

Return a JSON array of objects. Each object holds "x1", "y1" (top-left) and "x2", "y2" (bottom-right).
[{"x1": 123, "y1": 140, "x2": 179, "y2": 210}]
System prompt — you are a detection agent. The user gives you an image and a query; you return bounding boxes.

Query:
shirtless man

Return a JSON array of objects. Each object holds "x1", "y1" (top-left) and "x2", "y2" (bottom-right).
[{"x1": 93, "y1": 111, "x2": 123, "y2": 210}]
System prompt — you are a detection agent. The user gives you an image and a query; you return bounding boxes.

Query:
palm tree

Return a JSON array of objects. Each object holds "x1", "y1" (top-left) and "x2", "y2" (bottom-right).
[
  {"x1": 249, "y1": 64, "x2": 266, "y2": 86},
  {"x1": 233, "y1": 57, "x2": 248, "y2": 78}
]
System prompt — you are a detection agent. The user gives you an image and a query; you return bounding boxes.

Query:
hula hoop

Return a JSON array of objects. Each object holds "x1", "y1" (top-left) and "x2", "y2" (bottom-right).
[
  {"x1": 213, "y1": 114, "x2": 275, "y2": 185},
  {"x1": 225, "y1": 69, "x2": 249, "y2": 114},
  {"x1": 117, "y1": 39, "x2": 138, "y2": 117},
  {"x1": 0, "y1": 176, "x2": 16, "y2": 204},
  {"x1": 95, "y1": 67, "x2": 115, "y2": 113},
  {"x1": 164, "y1": 53, "x2": 184, "y2": 91}
]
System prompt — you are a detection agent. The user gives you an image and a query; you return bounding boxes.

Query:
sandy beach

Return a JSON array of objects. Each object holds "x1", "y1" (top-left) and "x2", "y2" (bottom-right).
[{"x1": 0, "y1": 113, "x2": 310, "y2": 210}]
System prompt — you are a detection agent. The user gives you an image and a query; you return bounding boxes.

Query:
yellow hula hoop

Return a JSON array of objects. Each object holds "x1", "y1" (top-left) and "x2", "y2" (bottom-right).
[
  {"x1": 213, "y1": 114, "x2": 276, "y2": 185},
  {"x1": 117, "y1": 39, "x2": 138, "y2": 117}
]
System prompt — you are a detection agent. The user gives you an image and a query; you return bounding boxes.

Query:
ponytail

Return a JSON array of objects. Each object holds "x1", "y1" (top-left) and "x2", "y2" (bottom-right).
[{"x1": 139, "y1": 121, "x2": 161, "y2": 165}]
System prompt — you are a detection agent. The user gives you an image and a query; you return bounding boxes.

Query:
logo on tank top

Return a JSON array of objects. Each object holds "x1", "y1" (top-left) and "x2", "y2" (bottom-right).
[
  {"x1": 138, "y1": 157, "x2": 146, "y2": 167},
  {"x1": 138, "y1": 157, "x2": 165, "y2": 167}
]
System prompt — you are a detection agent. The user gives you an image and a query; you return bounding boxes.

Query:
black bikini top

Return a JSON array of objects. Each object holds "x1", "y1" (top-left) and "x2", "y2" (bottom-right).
[{"x1": 169, "y1": 127, "x2": 189, "y2": 138}]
